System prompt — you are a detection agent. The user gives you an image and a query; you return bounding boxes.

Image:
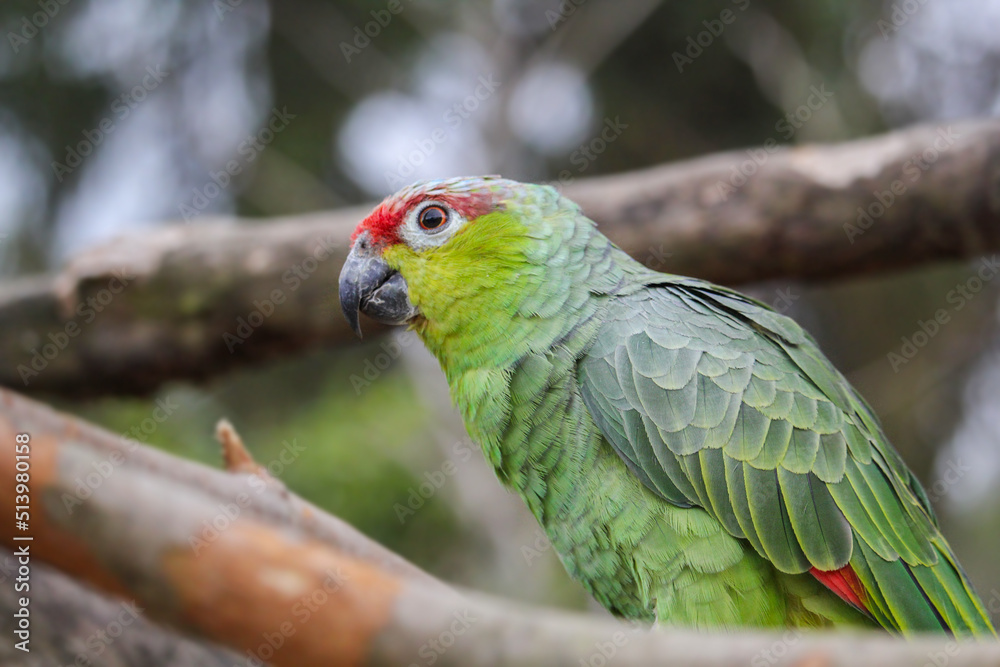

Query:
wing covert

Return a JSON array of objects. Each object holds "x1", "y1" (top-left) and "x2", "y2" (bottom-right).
[{"x1": 578, "y1": 282, "x2": 939, "y2": 576}]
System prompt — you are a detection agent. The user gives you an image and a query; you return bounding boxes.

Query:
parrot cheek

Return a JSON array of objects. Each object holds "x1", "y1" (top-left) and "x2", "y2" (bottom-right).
[{"x1": 361, "y1": 271, "x2": 420, "y2": 327}]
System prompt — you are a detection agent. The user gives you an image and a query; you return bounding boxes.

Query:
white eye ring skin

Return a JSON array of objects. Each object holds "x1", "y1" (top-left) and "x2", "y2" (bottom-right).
[{"x1": 399, "y1": 201, "x2": 468, "y2": 250}]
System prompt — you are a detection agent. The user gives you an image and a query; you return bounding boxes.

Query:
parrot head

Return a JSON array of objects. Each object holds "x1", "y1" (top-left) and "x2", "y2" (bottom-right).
[{"x1": 338, "y1": 176, "x2": 572, "y2": 351}]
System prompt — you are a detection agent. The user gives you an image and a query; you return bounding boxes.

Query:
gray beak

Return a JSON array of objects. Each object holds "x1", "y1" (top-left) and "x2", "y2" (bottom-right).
[{"x1": 338, "y1": 233, "x2": 419, "y2": 338}]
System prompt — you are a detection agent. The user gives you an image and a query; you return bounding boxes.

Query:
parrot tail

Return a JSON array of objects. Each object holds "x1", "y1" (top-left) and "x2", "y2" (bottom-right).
[{"x1": 848, "y1": 536, "x2": 996, "y2": 637}]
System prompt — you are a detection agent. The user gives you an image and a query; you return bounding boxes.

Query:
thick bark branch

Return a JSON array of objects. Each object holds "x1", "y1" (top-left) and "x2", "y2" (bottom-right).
[
  {"x1": 563, "y1": 119, "x2": 1000, "y2": 284},
  {"x1": 0, "y1": 386, "x2": 442, "y2": 590},
  {"x1": 2, "y1": 119, "x2": 999, "y2": 397},
  {"x1": 2, "y1": 387, "x2": 999, "y2": 666},
  {"x1": 0, "y1": 548, "x2": 242, "y2": 667}
]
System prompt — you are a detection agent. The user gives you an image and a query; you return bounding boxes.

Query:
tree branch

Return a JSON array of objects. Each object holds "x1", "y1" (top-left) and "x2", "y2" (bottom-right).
[
  {"x1": 2, "y1": 119, "x2": 999, "y2": 396},
  {"x1": 0, "y1": 547, "x2": 243, "y2": 667},
  {"x1": 563, "y1": 119, "x2": 1000, "y2": 284},
  {"x1": 2, "y1": 387, "x2": 999, "y2": 666}
]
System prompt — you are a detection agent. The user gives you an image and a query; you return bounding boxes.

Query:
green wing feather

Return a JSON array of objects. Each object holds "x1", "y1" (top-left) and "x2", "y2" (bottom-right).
[{"x1": 578, "y1": 277, "x2": 996, "y2": 637}]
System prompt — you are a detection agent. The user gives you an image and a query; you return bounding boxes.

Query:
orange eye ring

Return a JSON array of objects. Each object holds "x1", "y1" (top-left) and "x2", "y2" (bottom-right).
[{"x1": 418, "y1": 205, "x2": 448, "y2": 231}]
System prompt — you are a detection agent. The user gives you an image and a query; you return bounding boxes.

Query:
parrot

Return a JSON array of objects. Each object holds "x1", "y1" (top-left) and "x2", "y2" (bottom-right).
[{"x1": 338, "y1": 175, "x2": 996, "y2": 636}]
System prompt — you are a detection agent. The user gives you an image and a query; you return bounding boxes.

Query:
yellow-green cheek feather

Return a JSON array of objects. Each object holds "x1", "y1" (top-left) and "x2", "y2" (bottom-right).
[
  {"x1": 382, "y1": 212, "x2": 540, "y2": 377},
  {"x1": 382, "y1": 213, "x2": 540, "y2": 470}
]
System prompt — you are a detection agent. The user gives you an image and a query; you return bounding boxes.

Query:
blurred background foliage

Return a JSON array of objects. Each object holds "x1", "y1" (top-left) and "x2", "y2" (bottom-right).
[{"x1": 2, "y1": 0, "x2": 1000, "y2": 617}]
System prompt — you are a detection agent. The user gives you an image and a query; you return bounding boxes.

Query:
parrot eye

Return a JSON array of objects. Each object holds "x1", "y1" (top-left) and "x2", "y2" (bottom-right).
[{"x1": 417, "y1": 205, "x2": 448, "y2": 232}]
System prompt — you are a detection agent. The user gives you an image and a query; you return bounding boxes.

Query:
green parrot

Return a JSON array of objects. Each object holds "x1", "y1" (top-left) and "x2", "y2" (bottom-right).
[{"x1": 338, "y1": 176, "x2": 996, "y2": 636}]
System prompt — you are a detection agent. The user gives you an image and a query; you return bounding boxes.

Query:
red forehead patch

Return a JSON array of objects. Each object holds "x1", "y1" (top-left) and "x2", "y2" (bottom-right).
[
  {"x1": 353, "y1": 197, "x2": 408, "y2": 245},
  {"x1": 352, "y1": 188, "x2": 497, "y2": 246}
]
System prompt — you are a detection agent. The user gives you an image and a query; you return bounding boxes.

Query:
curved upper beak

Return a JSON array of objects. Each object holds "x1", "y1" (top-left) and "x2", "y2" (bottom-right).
[{"x1": 338, "y1": 233, "x2": 419, "y2": 338}]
